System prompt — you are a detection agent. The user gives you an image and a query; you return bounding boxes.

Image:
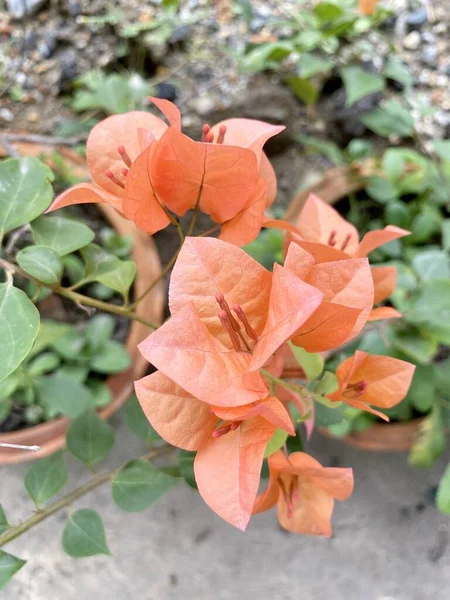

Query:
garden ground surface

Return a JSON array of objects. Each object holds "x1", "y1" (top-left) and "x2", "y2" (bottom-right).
[{"x1": 3, "y1": 415, "x2": 450, "y2": 600}]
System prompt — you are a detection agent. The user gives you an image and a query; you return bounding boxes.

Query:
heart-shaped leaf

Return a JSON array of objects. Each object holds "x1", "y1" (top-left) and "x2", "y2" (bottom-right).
[
  {"x1": 35, "y1": 373, "x2": 94, "y2": 418},
  {"x1": 62, "y1": 509, "x2": 110, "y2": 557},
  {"x1": 66, "y1": 409, "x2": 114, "y2": 467},
  {"x1": 0, "y1": 157, "x2": 54, "y2": 244},
  {"x1": 24, "y1": 452, "x2": 68, "y2": 507},
  {"x1": 16, "y1": 246, "x2": 63, "y2": 285},
  {"x1": 31, "y1": 214, "x2": 95, "y2": 256},
  {"x1": 341, "y1": 66, "x2": 385, "y2": 107},
  {"x1": 0, "y1": 281, "x2": 40, "y2": 382},
  {"x1": 112, "y1": 459, "x2": 177, "y2": 512}
]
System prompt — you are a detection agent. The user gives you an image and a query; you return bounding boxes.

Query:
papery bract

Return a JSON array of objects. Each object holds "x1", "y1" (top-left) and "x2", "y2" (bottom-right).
[
  {"x1": 253, "y1": 451, "x2": 354, "y2": 536},
  {"x1": 284, "y1": 242, "x2": 373, "y2": 352},
  {"x1": 49, "y1": 111, "x2": 168, "y2": 213},
  {"x1": 327, "y1": 350, "x2": 416, "y2": 420}
]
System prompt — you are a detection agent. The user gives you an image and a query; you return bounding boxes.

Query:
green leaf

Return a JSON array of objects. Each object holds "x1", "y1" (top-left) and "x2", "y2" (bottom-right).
[
  {"x1": 51, "y1": 329, "x2": 86, "y2": 361},
  {"x1": 0, "y1": 157, "x2": 54, "y2": 244},
  {"x1": 412, "y1": 250, "x2": 450, "y2": 281},
  {"x1": 62, "y1": 509, "x2": 110, "y2": 558},
  {"x1": 240, "y1": 42, "x2": 293, "y2": 73},
  {"x1": 442, "y1": 220, "x2": 450, "y2": 251},
  {"x1": 0, "y1": 505, "x2": 9, "y2": 534},
  {"x1": 80, "y1": 243, "x2": 119, "y2": 281},
  {"x1": 392, "y1": 330, "x2": 437, "y2": 364},
  {"x1": 408, "y1": 406, "x2": 445, "y2": 467},
  {"x1": 299, "y1": 53, "x2": 334, "y2": 78},
  {"x1": 296, "y1": 134, "x2": 345, "y2": 165},
  {"x1": 87, "y1": 380, "x2": 112, "y2": 408},
  {"x1": 96, "y1": 260, "x2": 136, "y2": 300},
  {"x1": 63, "y1": 254, "x2": 85, "y2": 285},
  {"x1": 24, "y1": 452, "x2": 68, "y2": 507},
  {"x1": 35, "y1": 374, "x2": 94, "y2": 418},
  {"x1": 408, "y1": 211, "x2": 441, "y2": 244},
  {"x1": 407, "y1": 280, "x2": 450, "y2": 344},
  {"x1": 436, "y1": 462, "x2": 450, "y2": 514},
  {"x1": 406, "y1": 365, "x2": 436, "y2": 413},
  {"x1": 31, "y1": 215, "x2": 95, "y2": 256},
  {"x1": 66, "y1": 409, "x2": 114, "y2": 467},
  {"x1": 383, "y1": 56, "x2": 413, "y2": 88},
  {"x1": 264, "y1": 428, "x2": 289, "y2": 458},
  {"x1": 28, "y1": 321, "x2": 71, "y2": 360},
  {"x1": 341, "y1": 66, "x2": 385, "y2": 107},
  {"x1": 384, "y1": 201, "x2": 410, "y2": 229},
  {"x1": 285, "y1": 76, "x2": 318, "y2": 104},
  {"x1": 243, "y1": 228, "x2": 284, "y2": 270},
  {"x1": 112, "y1": 459, "x2": 177, "y2": 512},
  {"x1": 90, "y1": 340, "x2": 130, "y2": 374},
  {"x1": 0, "y1": 550, "x2": 26, "y2": 589},
  {"x1": 124, "y1": 394, "x2": 157, "y2": 444},
  {"x1": 0, "y1": 281, "x2": 40, "y2": 382},
  {"x1": 313, "y1": 371, "x2": 338, "y2": 396},
  {"x1": 365, "y1": 176, "x2": 398, "y2": 203},
  {"x1": 314, "y1": 1, "x2": 343, "y2": 21},
  {"x1": 85, "y1": 314, "x2": 115, "y2": 352},
  {"x1": 361, "y1": 100, "x2": 415, "y2": 137},
  {"x1": 28, "y1": 352, "x2": 60, "y2": 376},
  {"x1": 433, "y1": 140, "x2": 450, "y2": 162},
  {"x1": 177, "y1": 450, "x2": 197, "y2": 489},
  {"x1": 289, "y1": 343, "x2": 323, "y2": 381},
  {"x1": 314, "y1": 401, "x2": 348, "y2": 427},
  {"x1": 16, "y1": 246, "x2": 63, "y2": 285}
]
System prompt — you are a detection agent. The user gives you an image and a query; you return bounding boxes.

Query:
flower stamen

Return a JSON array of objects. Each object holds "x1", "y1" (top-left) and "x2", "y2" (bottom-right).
[
  {"x1": 233, "y1": 304, "x2": 258, "y2": 342},
  {"x1": 328, "y1": 230, "x2": 337, "y2": 247},
  {"x1": 340, "y1": 233, "x2": 352, "y2": 252},
  {"x1": 202, "y1": 124, "x2": 214, "y2": 143},
  {"x1": 117, "y1": 145, "x2": 132, "y2": 168},
  {"x1": 215, "y1": 293, "x2": 241, "y2": 332},
  {"x1": 216, "y1": 124, "x2": 227, "y2": 144},
  {"x1": 105, "y1": 170, "x2": 125, "y2": 189},
  {"x1": 218, "y1": 310, "x2": 242, "y2": 351},
  {"x1": 343, "y1": 380, "x2": 367, "y2": 399}
]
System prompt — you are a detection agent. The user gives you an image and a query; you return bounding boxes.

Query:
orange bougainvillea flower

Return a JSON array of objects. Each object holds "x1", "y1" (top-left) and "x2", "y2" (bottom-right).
[
  {"x1": 283, "y1": 241, "x2": 373, "y2": 352},
  {"x1": 253, "y1": 451, "x2": 354, "y2": 536},
  {"x1": 49, "y1": 98, "x2": 284, "y2": 243},
  {"x1": 368, "y1": 265, "x2": 402, "y2": 321},
  {"x1": 359, "y1": 0, "x2": 378, "y2": 16},
  {"x1": 327, "y1": 350, "x2": 415, "y2": 421},
  {"x1": 124, "y1": 102, "x2": 285, "y2": 240},
  {"x1": 137, "y1": 371, "x2": 294, "y2": 530},
  {"x1": 290, "y1": 194, "x2": 410, "y2": 261},
  {"x1": 48, "y1": 100, "x2": 170, "y2": 213},
  {"x1": 135, "y1": 236, "x2": 324, "y2": 529}
]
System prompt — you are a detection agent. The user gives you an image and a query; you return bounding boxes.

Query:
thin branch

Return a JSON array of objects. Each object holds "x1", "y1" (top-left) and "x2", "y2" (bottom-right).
[
  {"x1": 0, "y1": 446, "x2": 173, "y2": 548},
  {"x1": 0, "y1": 133, "x2": 87, "y2": 147}
]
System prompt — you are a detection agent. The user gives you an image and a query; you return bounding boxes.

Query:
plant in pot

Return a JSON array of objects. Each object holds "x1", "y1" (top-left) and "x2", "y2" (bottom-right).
[
  {"x1": 0, "y1": 99, "x2": 419, "y2": 589},
  {"x1": 278, "y1": 133, "x2": 450, "y2": 514}
]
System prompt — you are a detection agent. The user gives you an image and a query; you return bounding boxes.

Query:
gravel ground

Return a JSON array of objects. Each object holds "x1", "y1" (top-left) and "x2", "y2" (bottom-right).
[{"x1": 2, "y1": 414, "x2": 450, "y2": 600}]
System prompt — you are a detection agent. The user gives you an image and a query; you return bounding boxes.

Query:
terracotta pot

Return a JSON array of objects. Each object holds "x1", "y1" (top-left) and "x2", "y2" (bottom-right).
[
  {"x1": 0, "y1": 204, "x2": 164, "y2": 464},
  {"x1": 319, "y1": 419, "x2": 424, "y2": 452},
  {"x1": 284, "y1": 165, "x2": 421, "y2": 452}
]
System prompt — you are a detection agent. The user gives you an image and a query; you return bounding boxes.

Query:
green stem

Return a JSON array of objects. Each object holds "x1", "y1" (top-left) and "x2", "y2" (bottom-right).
[
  {"x1": 260, "y1": 368, "x2": 308, "y2": 396},
  {"x1": 0, "y1": 258, "x2": 158, "y2": 329},
  {"x1": 0, "y1": 446, "x2": 172, "y2": 548}
]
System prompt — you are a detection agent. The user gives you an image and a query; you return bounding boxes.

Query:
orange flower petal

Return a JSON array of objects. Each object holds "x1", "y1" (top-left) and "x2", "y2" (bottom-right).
[
  {"x1": 249, "y1": 263, "x2": 323, "y2": 370},
  {"x1": 150, "y1": 128, "x2": 258, "y2": 220},
  {"x1": 87, "y1": 111, "x2": 167, "y2": 194},
  {"x1": 260, "y1": 152, "x2": 278, "y2": 206},
  {"x1": 212, "y1": 396, "x2": 295, "y2": 435},
  {"x1": 219, "y1": 179, "x2": 267, "y2": 246},
  {"x1": 292, "y1": 302, "x2": 362, "y2": 353},
  {"x1": 138, "y1": 303, "x2": 268, "y2": 407},
  {"x1": 169, "y1": 237, "x2": 272, "y2": 345},
  {"x1": 122, "y1": 144, "x2": 171, "y2": 234},
  {"x1": 209, "y1": 118, "x2": 285, "y2": 168},
  {"x1": 148, "y1": 97, "x2": 182, "y2": 130},
  {"x1": 351, "y1": 353, "x2": 416, "y2": 409},
  {"x1": 295, "y1": 194, "x2": 359, "y2": 255},
  {"x1": 372, "y1": 265, "x2": 397, "y2": 304},
  {"x1": 48, "y1": 182, "x2": 123, "y2": 213},
  {"x1": 253, "y1": 460, "x2": 280, "y2": 515},
  {"x1": 135, "y1": 371, "x2": 216, "y2": 450},
  {"x1": 194, "y1": 416, "x2": 275, "y2": 530},
  {"x1": 288, "y1": 240, "x2": 349, "y2": 264},
  {"x1": 357, "y1": 225, "x2": 410, "y2": 257},
  {"x1": 368, "y1": 306, "x2": 402, "y2": 321}
]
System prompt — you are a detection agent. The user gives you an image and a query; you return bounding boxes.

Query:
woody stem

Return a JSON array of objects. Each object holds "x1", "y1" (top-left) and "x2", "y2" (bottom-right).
[
  {"x1": 0, "y1": 445, "x2": 173, "y2": 548},
  {"x1": 0, "y1": 258, "x2": 158, "y2": 329}
]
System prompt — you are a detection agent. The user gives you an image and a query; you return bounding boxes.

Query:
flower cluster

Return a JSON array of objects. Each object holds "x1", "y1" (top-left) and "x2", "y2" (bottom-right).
[{"x1": 50, "y1": 100, "x2": 415, "y2": 535}]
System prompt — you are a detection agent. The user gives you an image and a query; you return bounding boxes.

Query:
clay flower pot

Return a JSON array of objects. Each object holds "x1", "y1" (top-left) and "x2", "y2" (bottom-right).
[
  {"x1": 284, "y1": 164, "x2": 422, "y2": 452},
  {"x1": 0, "y1": 204, "x2": 164, "y2": 464}
]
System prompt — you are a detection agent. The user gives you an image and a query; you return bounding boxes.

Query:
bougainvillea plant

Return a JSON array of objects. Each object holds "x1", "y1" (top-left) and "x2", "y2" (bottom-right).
[{"x1": 0, "y1": 98, "x2": 415, "y2": 586}]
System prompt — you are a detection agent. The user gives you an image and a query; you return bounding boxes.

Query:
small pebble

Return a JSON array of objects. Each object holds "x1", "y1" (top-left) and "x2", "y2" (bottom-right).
[{"x1": 403, "y1": 30, "x2": 421, "y2": 51}]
